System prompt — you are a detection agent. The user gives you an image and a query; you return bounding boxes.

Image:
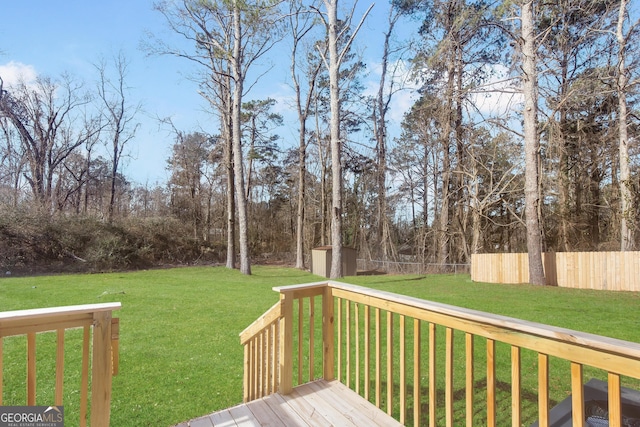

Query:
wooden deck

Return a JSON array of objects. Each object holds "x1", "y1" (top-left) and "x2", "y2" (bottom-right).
[{"x1": 173, "y1": 379, "x2": 403, "y2": 427}]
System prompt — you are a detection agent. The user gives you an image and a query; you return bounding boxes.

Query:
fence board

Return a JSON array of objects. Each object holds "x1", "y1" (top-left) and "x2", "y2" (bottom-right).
[{"x1": 471, "y1": 252, "x2": 640, "y2": 291}]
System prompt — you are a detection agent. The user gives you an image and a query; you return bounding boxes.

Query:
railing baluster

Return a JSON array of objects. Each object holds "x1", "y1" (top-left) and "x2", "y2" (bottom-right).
[
  {"x1": 337, "y1": 298, "x2": 343, "y2": 383},
  {"x1": 387, "y1": 311, "x2": 394, "y2": 416},
  {"x1": 465, "y1": 333, "x2": 474, "y2": 427},
  {"x1": 376, "y1": 307, "x2": 382, "y2": 408},
  {"x1": 56, "y1": 328, "x2": 65, "y2": 405},
  {"x1": 261, "y1": 330, "x2": 266, "y2": 395},
  {"x1": 252, "y1": 338, "x2": 257, "y2": 399},
  {"x1": 27, "y1": 332, "x2": 36, "y2": 405},
  {"x1": 266, "y1": 327, "x2": 271, "y2": 395},
  {"x1": 445, "y1": 327, "x2": 454, "y2": 427},
  {"x1": 309, "y1": 296, "x2": 315, "y2": 381},
  {"x1": 364, "y1": 304, "x2": 370, "y2": 401},
  {"x1": 355, "y1": 302, "x2": 360, "y2": 394},
  {"x1": 511, "y1": 346, "x2": 521, "y2": 427},
  {"x1": 400, "y1": 314, "x2": 406, "y2": 425},
  {"x1": 271, "y1": 322, "x2": 277, "y2": 394},
  {"x1": 538, "y1": 353, "x2": 549, "y2": 427},
  {"x1": 413, "y1": 319, "x2": 421, "y2": 427},
  {"x1": 253, "y1": 334, "x2": 262, "y2": 398},
  {"x1": 111, "y1": 318, "x2": 120, "y2": 376},
  {"x1": 608, "y1": 372, "x2": 622, "y2": 427},
  {"x1": 429, "y1": 323, "x2": 437, "y2": 427},
  {"x1": 251, "y1": 336, "x2": 260, "y2": 399},
  {"x1": 243, "y1": 342, "x2": 250, "y2": 402},
  {"x1": 570, "y1": 362, "x2": 584, "y2": 427},
  {"x1": 275, "y1": 319, "x2": 281, "y2": 390},
  {"x1": 0, "y1": 337, "x2": 3, "y2": 406},
  {"x1": 346, "y1": 300, "x2": 351, "y2": 388},
  {"x1": 80, "y1": 325, "x2": 90, "y2": 427},
  {"x1": 298, "y1": 298, "x2": 303, "y2": 385},
  {"x1": 487, "y1": 338, "x2": 496, "y2": 427}
]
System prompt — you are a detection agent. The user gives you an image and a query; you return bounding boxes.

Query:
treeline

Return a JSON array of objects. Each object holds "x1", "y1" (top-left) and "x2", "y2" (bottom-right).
[{"x1": 1, "y1": 0, "x2": 639, "y2": 276}]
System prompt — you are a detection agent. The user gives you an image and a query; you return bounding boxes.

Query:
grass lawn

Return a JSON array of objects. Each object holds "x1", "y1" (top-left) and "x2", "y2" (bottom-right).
[{"x1": 1, "y1": 267, "x2": 639, "y2": 426}]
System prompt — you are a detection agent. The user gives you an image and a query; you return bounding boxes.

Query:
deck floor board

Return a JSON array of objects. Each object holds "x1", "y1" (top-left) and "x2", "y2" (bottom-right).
[{"x1": 174, "y1": 379, "x2": 403, "y2": 427}]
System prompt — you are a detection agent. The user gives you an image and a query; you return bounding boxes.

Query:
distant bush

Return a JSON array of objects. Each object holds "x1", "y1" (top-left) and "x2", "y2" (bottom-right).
[{"x1": 0, "y1": 210, "x2": 223, "y2": 275}]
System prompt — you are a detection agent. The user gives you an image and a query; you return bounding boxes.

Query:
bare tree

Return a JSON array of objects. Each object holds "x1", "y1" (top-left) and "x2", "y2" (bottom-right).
[
  {"x1": 317, "y1": 0, "x2": 372, "y2": 278},
  {"x1": 95, "y1": 52, "x2": 141, "y2": 222},
  {"x1": 0, "y1": 73, "x2": 101, "y2": 212},
  {"x1": 371, "y1": 3, "x2": 404, "y2": 262},
  {"x1": 288, "y1": 0, "x2": 323, "y2": 270}
]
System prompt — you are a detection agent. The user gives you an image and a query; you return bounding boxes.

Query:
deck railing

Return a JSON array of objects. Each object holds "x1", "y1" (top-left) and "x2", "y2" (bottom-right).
[
  {"x1": 241, "y1": 281, "x2": 640, "y2": 426},
  {"x1": 0, "y1": 303, "x2": 121, "y2": 427}
]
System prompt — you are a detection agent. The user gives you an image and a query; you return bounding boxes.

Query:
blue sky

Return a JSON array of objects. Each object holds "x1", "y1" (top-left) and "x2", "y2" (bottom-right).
[{"x1": 1, "y1": 1, "x2": 417, "y2": 185}]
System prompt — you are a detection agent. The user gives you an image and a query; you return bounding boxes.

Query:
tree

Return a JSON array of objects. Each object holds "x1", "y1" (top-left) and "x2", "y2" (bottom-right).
[
  {"x1": 95, "y1": 52, "x2": 141, "y2": 223},
  {"x1": 288, "y1": 0, "x2": 324, "y2": 269},
  {"x1": 0, "y1": 73, "x2": 101, "y2": 212},
  {"x1": 398, "y1": 0, "x2": 505, "y2": 265},
  {"x1": 152, "y1": 0, "x2": 283, "y2": 275},
  {"x1": 537, "y1": 0, "x2": 617, "y2": 251},
  {"x1": 241, "y1": 98, "x2": 282, "y2": 200},
  {"x1": 370, "y1": 3, "x2": 404, "y2": 262},
  {"x1": 317, "y1": 0, "x2": 372, "y2": 278},
  {"x1": 615, "y1": 0, "x2": 636, "y2": 250},
  {"x1": 520, "y1": 0, "x2": 546, "y2": 285},
  {"x1": 167, "y1": 131, "x2": 216, "y2": 239}
]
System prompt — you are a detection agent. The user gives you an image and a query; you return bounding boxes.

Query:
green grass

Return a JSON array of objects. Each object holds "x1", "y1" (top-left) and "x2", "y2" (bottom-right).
[{"x1": 1, "y1": 268, "x2": 639, "y2": 426}]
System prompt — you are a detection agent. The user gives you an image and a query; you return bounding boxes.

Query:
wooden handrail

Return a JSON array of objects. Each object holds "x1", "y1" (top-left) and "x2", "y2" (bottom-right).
[
  {"x1": 241, "y1": 281, "x2": 640, "y2": 426},
  {"x1": 0, "y1": 303, "x2": 121, "y2": 427}
]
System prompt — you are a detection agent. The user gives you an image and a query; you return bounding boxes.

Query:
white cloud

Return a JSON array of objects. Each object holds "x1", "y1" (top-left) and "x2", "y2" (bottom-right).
[{"x1": 0, "y1": 61, "x2": 38, "y2": 88}]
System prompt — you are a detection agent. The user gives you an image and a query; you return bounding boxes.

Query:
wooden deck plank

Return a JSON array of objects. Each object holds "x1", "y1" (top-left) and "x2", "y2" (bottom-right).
[
  {"x1": 245, "y1": 396, "x2": 290, "y2": 426},
  {"x1": 264, "y1": 393, "x2": 314, "y2": 426},
  {"x1": 307, "y1": 380, "x2": 402, "y2": 427},
  {"x1": 287, "y1": 382, "x2": 362, "y2": 426},
  {"x1": 278, "y1": 385, "x2": 333, "y2": 427},
  {"x1": 175, "y1": 379, "x2": 400, "y2": 427},
  {"x1": 321, "y1": 379, "x2": 403, "y2": 426},
  {"x1": 227, "y1": 404, "x2": 257, "y2": 426},
  {"x1": 209, "y1": 409, "x2": 237, "y2": 426}
]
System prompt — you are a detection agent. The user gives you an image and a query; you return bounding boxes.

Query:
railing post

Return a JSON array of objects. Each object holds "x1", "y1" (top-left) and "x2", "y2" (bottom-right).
[
  {"x1": 279, "y1": 291, "x2": 293, "y2": 395},
  {"x1": 323, "y1": 284, "x2": 335, "y2": 381},
  {"x1": 90, "y1": 310, "x2": 113, "y2": 427}
]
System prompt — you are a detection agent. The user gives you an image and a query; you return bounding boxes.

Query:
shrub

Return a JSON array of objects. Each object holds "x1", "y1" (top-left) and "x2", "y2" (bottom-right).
[{"x1": 0, "y1": 210, "x2": 223, "y2": 275}]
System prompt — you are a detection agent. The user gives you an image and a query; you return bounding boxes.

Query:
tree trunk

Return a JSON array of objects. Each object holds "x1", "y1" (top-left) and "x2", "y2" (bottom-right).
[
  {"x1": 521, "y1": 0, "x2": 546, "y2": 285},
  {"x1": 296, "y1": 122, "x2": 306, "y2": 269},
  {"x1": 223, "y1": 78, "x2": 236, "y2": 270},
  {"x1": 326, "y1": 0, "x2": 343, "y2": 279},
  {"x1": 373, "y1": 5, "x2": 399, "y2": 262},
  {"x1": 617, "y1": 0, "x2": 634, "y2": 251},
  {"x1": 232, "y1": 1, "x2": 251, "y2": 275}
]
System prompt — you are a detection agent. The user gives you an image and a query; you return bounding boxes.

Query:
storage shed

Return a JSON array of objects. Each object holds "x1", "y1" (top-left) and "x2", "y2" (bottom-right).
[{"x1": 311, "y1": 246, "x2": 357, "y2": 278}]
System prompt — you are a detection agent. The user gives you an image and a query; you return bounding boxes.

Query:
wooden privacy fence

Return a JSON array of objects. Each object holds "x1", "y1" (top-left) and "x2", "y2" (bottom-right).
[
  {"x1": 471, "y1": 251, "x2": 640, "y2": 291},
  {"x1": 0, "y1": 303, "x2": 121, "y2": 427},
  {"x1": 240, "y1": 281, "x2": 640, "y2": 426}
]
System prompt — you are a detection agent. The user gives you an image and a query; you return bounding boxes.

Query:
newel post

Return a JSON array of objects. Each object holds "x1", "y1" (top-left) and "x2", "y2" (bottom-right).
[
  {"x1": 279, "y1": 291, "x2": 293, "y2": 394},
  {"x1": 323, "y1": 284, "x2": 335, "y2": 381},
  {"x1": 91, "y1": 310, "x2": 113, "y2": 427}
]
